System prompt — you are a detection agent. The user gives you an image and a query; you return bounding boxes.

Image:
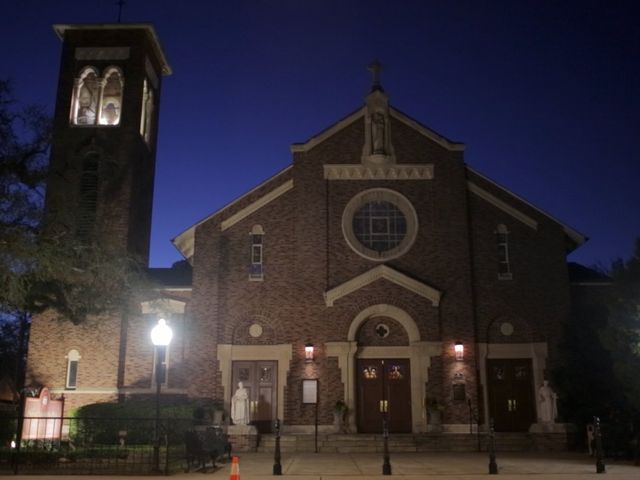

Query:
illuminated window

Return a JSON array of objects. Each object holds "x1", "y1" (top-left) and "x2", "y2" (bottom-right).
[
  {"x1": 72, "y1": 67, "x2": 99, "y2": 125},
  {"x1": 496, "y1": 224, "x2": 512, "y2": 280},
  {"x1": 140, "y1": 78, "x2": 154, "y2": 143},
  {"x1": 99, "y1": 67, "x2": 123, "y2": 125},
  {"x1": 353, "y1": 200, "x2": 406, "y2": 252},
  {"x1": 65, "y1": 350, "x2": 81, "y2": 389},
  {"x1": 249, "y1": 225, "x2": 264, "y2": 280},
  {"x1": 71, "y1": 66, "x2": 124, "y2": 126}
]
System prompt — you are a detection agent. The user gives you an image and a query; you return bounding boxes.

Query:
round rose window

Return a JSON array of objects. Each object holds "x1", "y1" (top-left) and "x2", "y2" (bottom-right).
[{"x1": 342, "y1": 189, "x2": 418, "y2": 261}]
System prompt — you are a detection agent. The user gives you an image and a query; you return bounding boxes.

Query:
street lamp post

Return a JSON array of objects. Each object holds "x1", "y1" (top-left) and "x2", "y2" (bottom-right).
[{"x1": 150, "y1": 318, "x2": 173, "y2": 474}]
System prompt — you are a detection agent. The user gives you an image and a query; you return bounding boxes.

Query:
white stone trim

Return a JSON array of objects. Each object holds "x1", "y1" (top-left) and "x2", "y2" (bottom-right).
[
  {"x1": 325, "y1": 341, "x2": 359, "y2": 430},
  {"x1": 140, "y1": 298, "x2": 186, "y2": 315},
  {"x1": 347, "y1": 304, "x2": 422, "y2": 343},
  {"x1": 75, "y1": 47, "x2": 130, "y2": 60},
  {"x1": 325, "y1": 265, "x2": 441, "y2": 307},
  {"x1": 477, "y1": 342, "x2": 548, "y2": 430},
  {"x1": 221, "y1": 180, "x2": 294, "y2": 231},
  {"x1": 119, "y1": 387, "x2": 189, "y2": 395},
  {"x1": 49, "y1": 387, "x2": 119, "y2": 395},
  {"x1": 468, "y1": 181, "x2": 538, "y2": 230},
  {"x1": 341, "y1": 189, "x2": 419, "y2": 262},
  {"x1": 389, "y1": 108, "x2": 465, "y2": 151},
  {"x1": 217, "y1": 344, "x2": 292, "y2": 422},
  {"x1": 330, "y1": 304, "x2": 442, "y2": 433},
  {"x1": 467, "y1": 167, "x2": 586, "y2": 247},
  {"x1": 324, "y1": 164, "x2": 434, "y2": 180},
  {"x1": 54, "y1": 24, "x2": 172, "y2": 75},
  {"x1": 49, "y1": 386, "x2": 189, "y2": 395},
  {"x1": 290, "y1": 106, "x2": 465, "y2": 153},
  {"x1": 290, "y1": 108, "x2": 365, "y2": 153},
  {"x1": 172, "y1": 166, "x2": 293, "y2": 260}
]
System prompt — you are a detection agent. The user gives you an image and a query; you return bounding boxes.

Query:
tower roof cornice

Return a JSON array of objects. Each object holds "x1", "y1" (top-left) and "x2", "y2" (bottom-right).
[{"x1": 53, "y1": 23, "x2": 172, "y2": 75}]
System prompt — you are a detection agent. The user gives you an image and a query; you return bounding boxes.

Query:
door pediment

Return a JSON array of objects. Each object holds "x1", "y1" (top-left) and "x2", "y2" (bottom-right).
[{"x1": 324, "y1": 265, "x2": 441, "y2": 307}]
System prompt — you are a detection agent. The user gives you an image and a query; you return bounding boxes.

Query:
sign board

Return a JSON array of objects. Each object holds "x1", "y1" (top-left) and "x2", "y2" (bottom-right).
[
  {"x1": 302, "y1": 379, "x2": 318, "y2": 404},
  {"x1": 452, "y1": 383, "x2": 466, "y2": 402},
  {"x1": 22, "y1": 387, "x2": 64, "y2": 441}
]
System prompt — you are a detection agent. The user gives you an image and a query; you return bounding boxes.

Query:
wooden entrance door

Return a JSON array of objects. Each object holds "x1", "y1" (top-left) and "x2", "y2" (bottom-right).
[
  {"x1": 356, "y1": 359, "x2": 412, "y2": 433},
  {"x1": 231, "y1": 361, "x2": 277, "y2": 433},
  {"x1": 487, "y1": 359, "x2": 536, "y2": 432}
]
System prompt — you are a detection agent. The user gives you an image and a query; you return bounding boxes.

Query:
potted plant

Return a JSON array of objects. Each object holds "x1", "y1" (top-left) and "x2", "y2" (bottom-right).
[
  {"x1": 427, "y1": 398, "x2": 444, "y2": 426},
  {"x1": 334, "y1": 400, "x2": 349, "y2": 433}
]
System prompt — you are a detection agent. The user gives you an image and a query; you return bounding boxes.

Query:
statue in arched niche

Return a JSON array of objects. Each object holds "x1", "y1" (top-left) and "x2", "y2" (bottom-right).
[{"x1": 372, "y1": 111, "x2": 386, "y2": 154}]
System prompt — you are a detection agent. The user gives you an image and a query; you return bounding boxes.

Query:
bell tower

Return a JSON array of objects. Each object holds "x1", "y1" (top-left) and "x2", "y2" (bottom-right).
[{"x1": 45, "y1": 24, "x2": 171, "y2": 263}]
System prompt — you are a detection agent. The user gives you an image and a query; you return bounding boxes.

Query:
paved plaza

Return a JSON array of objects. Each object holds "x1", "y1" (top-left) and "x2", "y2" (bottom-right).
[{"x1": 9, "y1": 451, "x2": 639, "y2": 479}]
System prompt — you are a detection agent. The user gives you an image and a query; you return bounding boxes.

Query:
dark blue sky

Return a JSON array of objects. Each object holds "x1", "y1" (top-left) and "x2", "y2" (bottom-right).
[{"x1": 3, "y1": 1, "x2": 638, "y2": 268}]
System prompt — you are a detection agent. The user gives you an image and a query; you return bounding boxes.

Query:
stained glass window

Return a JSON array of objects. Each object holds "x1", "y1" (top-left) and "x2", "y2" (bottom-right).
[{"x1": 353, "y1": 201, "x2": 407, "y2": 252}]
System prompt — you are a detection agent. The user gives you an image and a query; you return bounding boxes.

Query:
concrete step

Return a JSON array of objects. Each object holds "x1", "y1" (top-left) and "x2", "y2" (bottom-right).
[{"x1": 256, "y1": 432, "x2": 546, "y2": 453}]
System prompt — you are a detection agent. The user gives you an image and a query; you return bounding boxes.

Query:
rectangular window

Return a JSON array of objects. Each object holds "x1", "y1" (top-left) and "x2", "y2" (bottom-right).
[
  {"x1": 250, "y1": 233, "x2": 264, "y2": 280},
  {"x1": 66, "y1": 360, "x2": 78, "y2": 389},
  {"x1": 496, "y1": 229, "x2": 512, "y2": 280}
]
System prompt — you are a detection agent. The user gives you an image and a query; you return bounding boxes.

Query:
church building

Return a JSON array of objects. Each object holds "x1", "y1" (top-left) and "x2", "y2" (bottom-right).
[{"x1": 26, "y1": 24, "x2": 586, "y2": 443}]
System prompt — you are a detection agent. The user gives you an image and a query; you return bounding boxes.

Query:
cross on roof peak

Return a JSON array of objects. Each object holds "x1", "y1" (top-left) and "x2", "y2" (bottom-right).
[
  {"x1": 368, "y1": 60, "x2": 384, "y2": 93},
  {"x1": 116, "y1": 0, "x2": 125, "y2": 23}
]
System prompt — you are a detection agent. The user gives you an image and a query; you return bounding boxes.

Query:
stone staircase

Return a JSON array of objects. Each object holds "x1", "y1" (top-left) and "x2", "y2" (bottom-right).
[{"x1": 257, "y1": 432, "x2": 568, "y2": 453}]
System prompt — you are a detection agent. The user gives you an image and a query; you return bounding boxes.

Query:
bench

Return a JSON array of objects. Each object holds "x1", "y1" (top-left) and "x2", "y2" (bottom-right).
[{"x1": 184, "y1": 426, "x2": 232, "y2": 472}]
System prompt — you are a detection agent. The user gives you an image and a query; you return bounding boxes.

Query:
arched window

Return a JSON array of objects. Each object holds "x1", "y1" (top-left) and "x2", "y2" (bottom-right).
[
  {"x1": 249, "y1": 225, "x2": 264, "y2": 280},
  {"x1": 496, "y1": 224, "x2": 512, "y2": 280},
  {"x1": 72, "y1": 67, "x2": 100, "y2": 125},
  {"x1": 71, "y1": 66, "x2": 124, "y2": 126},
  {"x1": 77, "y1": 153, "x2": 100, "y2": 240},
  {"x1": 99, "y1": 67, "x2": 124, "y2": 125},
  {"x1": 65, "y1": 349, "x2": 81, "y2": 389}
]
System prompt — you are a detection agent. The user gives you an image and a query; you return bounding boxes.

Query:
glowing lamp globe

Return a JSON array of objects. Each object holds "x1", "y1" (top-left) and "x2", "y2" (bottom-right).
[{"x1": 151, "y1": 319, "x2": 173, "y2": 346}]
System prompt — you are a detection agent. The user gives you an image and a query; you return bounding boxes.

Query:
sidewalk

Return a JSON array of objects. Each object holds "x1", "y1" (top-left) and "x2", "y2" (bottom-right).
[
  {"x1": 208, "y1": 452, "x2": 638, "y2": 479},
  {"x1": 9, "y1": 452, "x2": 640, "y2": 479}
]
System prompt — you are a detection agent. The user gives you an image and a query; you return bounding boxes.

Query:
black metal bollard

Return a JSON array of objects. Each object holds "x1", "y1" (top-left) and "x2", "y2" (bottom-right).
[
  {"x1": 273, "y1": 418, "x2": 282, "y2": 475},
  {"x1": 382, "y1": 413, "x2": 392, "y2": 475},
  {"x1": 594, "y1": 416, "x2": 605, "y2": 474},
  {"x1": 488, "y1": 418, "x2": 498, "y2": 474}
]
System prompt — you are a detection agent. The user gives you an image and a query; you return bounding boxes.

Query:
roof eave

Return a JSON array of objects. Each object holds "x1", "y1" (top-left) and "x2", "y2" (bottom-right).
[
  {"x1": 467, "y1": 166, "x2": 588, "y2": 250},
  {"x1": 53, "y1": 23, "x2": 172, "y2": 75}
]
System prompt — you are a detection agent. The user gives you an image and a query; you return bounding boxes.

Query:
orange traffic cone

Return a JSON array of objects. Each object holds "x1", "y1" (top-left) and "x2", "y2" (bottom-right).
[{"x1": 229, "y1": 456, "x2": 240, "y2": 480}]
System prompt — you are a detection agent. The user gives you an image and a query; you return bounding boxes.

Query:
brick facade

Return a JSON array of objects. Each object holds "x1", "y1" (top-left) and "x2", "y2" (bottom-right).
[{"x1": 26, "y1": 24, "x2": 584, "y2": 437}]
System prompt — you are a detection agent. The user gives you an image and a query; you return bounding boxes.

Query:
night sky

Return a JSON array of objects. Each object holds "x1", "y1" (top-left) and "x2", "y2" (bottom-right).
[{"x1": 3, "y1": 1, "x2": 638, "y2": 268}]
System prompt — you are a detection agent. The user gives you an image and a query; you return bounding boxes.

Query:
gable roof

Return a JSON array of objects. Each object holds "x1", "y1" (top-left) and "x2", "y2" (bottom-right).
[
  {"x1": 290, "y1": 105, "x2": 465, "y2": 153},
  {"x1": 324, "y1": 265, "x2": 441, "y2": 307},
  {"x1": 466, "y1": 167, "x2": 587, "y2": 252},
  {"x1": 173, "y1": 101, "x2": 465, "y2": 261},
  {"x1": 173, "y1": 99, "x2": 586, "y2": 261},
  {"x1": 172, "y1": 165, "x2": 292, "y2": 261}
]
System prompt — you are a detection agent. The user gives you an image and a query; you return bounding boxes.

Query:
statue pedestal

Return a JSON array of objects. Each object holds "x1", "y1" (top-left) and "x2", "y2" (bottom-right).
[
  {"x1": 529, "y1": 423, "x2": 577, "y2": 451},
  {"x1": 529, "y1": 422, "x2": 570, "y2": 433},
  {"x1": 227, "y1": 424, "x2": 259, "y2": 452}
]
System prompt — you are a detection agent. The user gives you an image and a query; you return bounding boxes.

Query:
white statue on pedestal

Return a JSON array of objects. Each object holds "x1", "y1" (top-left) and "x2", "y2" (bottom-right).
[
  {"x1": 231, "y1": 381, "x2": 251, "y2": 425},
  {"x1": 538, "y1": 380, "x2": 558, "y2": 423}
]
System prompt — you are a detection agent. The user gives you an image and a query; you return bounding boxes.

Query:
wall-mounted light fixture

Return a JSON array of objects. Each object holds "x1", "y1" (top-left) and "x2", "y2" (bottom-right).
[
  {"x1": 454, "y1": 341, "x2": 464, "y2": 361},
  {"x1": 305, "y1": 343, "x2": 314, "y2": 363}
]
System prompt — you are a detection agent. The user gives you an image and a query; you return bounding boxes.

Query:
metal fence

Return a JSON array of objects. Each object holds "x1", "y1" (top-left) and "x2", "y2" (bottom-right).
[{"x1": 0, "y1": 415, "x2": 200, "y2": 475}]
